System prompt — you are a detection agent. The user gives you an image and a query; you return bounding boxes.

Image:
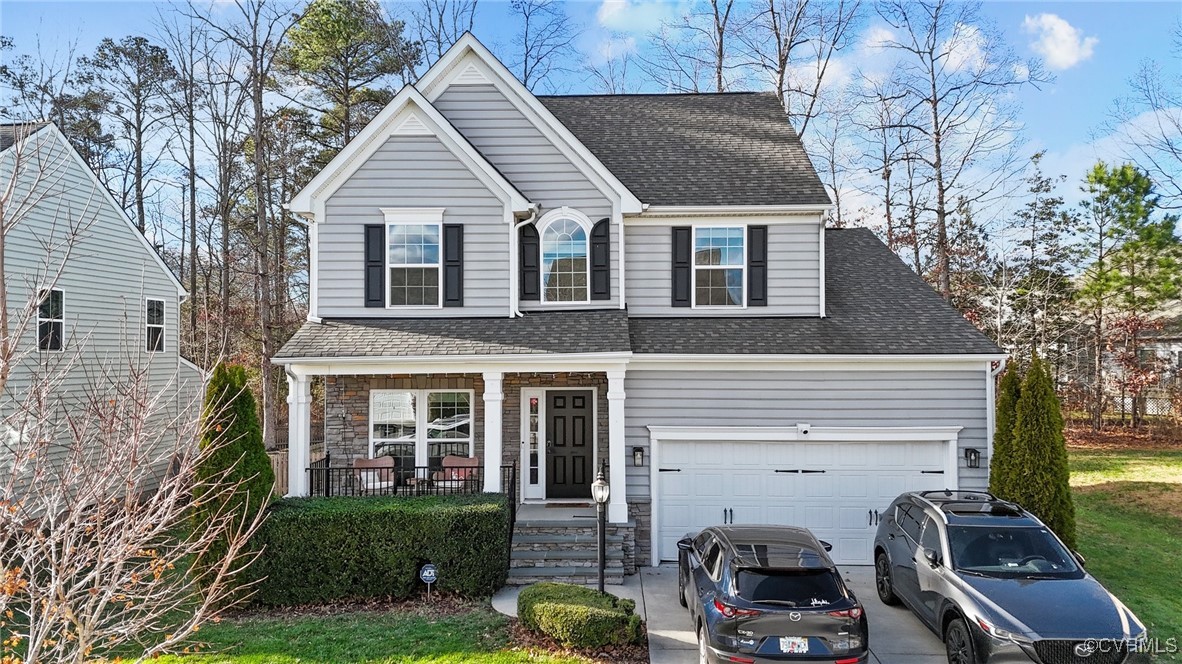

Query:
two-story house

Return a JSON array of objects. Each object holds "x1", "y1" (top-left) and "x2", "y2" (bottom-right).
[
  {"x1": 1, "y1": 121, "x2": 204, "y2": 476},
  {"x1": 275, "y1": 34, "x2": 1004, "y2": 573}
]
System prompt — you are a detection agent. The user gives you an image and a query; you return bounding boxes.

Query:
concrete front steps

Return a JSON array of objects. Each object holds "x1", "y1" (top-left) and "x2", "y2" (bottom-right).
[{"x1": 508, "y1": 518, "x2": 631, "y2": 585}]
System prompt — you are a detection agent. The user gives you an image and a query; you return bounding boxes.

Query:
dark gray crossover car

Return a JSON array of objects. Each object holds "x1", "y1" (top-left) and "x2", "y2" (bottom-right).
[
  {"x1": 678, "y1": 525, "x2": 869, "y2": 664},
  {"x1": 873, "y1": 490, "x2": 1149, "y2": 664}
]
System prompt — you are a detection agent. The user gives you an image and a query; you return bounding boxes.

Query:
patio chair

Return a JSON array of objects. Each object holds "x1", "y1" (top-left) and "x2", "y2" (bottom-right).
[
  {"x1": 353, "y1": 456, "x2": 398, "y2": 494},
  {"x1": 431, "y1": 455, "x2": 481, "y2": 493}
]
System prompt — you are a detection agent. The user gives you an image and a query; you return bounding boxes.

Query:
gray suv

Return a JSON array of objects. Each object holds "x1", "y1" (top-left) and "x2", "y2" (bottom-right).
[{"x1": 873, "y1": 490, "x2": 1149, "y2": 664}]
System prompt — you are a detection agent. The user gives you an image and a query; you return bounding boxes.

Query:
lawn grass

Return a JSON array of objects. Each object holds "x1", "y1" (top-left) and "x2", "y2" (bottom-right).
[
  {"x1": 1069, "y1": 444, "x2": 1182, "y2": 661},
  {"x1": 150, "y1": 606, "x2": 588, "y2": 664}
]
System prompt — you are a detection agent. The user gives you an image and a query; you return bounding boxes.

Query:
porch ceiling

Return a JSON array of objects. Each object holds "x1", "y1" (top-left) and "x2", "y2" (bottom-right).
[{"x1": 275, "y1": 309, "x2": 631, "y2": 359}]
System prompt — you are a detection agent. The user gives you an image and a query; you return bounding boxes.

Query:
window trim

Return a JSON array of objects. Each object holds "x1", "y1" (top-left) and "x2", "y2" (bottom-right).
[
  {"x1": 537, "y1": 207, "x2": 592, "y2": 305},
  {"x1": 37, "y1": 288, "x2": 64, "y2": 353},
  {"x1": 385, "y1": 219, "x2": 443, "y2": 310},
  {"x1": 145, "y1": 297, "x2": 166, "y2": 353},
  {"x1": 691, "y1": 225, "x2": 747, "y2": 310},
  {"x1": 369, "y1": 388, "x2": 475, "y2": 468}
]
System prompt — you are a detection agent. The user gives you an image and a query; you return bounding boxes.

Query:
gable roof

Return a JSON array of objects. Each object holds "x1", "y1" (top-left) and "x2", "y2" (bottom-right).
[
  {"x1": 1, "y1": 122, "x2": 49, "y2": 152},
  {"x1": 627, "y1": 228, "x2": 1001, "y2": 355},
  {"x1": 288, "y1": 85, "x2": 533, "y2": 221},
  {"x1": 538, "y1": 93, "x2": 832, "y2": 208}
]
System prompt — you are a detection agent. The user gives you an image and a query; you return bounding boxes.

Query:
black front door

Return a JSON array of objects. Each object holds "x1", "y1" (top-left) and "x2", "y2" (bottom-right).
[{"x1": 546, "y1": 390, "x2": 593, "y2": 499}]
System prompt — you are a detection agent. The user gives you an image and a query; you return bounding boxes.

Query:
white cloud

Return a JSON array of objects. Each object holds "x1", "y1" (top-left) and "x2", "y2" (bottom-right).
[
  {"x1": 1022, "y1": 13, "x2": 1097, "y2": 70},
  {"x1": 596, "y1": 35, "x2": 637, "y2": 62},
  {"x1": 862, "y1": 25, "x2": 896, "y2": 52},
  {"x1": 596, "y1": 0, "x2": 677, "y2": 34},
  {"x1": 944, "y1": 22, "x2": 987, "y2": 73}
]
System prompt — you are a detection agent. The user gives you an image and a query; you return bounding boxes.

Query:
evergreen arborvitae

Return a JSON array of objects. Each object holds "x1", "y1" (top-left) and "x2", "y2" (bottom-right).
[
  {"x1": 989, "y1": 360, "x2": 1022, "y2": 501},
  {"x1": 1009, "y1": 356, "x2": 1076, "y2": 548},
  {"x1": 194, "y1": 364, "x2": 275, "y2": 567}
]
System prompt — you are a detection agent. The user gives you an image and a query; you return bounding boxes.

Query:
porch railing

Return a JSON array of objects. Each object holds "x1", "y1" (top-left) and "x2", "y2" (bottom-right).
[{"x1": 305, "y1": 453, "x2": 518, "y2": 500}]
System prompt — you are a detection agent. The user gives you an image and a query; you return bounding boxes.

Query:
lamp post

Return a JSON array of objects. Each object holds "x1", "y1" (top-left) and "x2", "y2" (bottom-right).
[{"x1": 590, "y1": 470, "x2": 610, "y2": 594}]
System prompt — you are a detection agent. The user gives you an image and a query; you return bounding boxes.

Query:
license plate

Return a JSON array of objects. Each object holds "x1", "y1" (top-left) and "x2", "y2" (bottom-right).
[{"x1": 779, "y1": 636, "x2": 809, "y2": 653}]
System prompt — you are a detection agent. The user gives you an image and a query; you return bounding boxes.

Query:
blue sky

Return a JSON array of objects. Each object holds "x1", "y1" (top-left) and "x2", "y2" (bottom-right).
[{"x1": 2, "y1": 0, "x2": 1178, "y2": 203}]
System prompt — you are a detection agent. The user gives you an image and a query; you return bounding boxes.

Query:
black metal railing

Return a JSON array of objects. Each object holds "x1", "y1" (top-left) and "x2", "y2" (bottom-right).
[{"x1": 306, "y1": 453, "x2": 519, "y2": 500}]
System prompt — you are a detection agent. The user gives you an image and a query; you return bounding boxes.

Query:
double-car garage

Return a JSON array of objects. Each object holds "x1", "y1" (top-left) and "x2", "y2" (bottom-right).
[{"x1": 650, "y1": 427, "x2": 961, "y2": 565}]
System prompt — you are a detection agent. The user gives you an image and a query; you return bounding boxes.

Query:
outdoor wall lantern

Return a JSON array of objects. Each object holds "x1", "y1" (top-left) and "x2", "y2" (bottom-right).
[
  {"x1": 591, "y1": 471, "x2": 610, "y2": 594},
  {"x1": 633, "y1": 446, "x2": 644, "y2": 467},
  {"x1": 964, "y1": 448, "x2": 981, "y2": 469}
]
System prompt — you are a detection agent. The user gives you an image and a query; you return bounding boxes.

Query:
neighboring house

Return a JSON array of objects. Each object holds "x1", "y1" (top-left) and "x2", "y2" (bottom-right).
[
  {"x1": 275, "y1": 34, "x2": 1004, "y2": 569},
  {"x1": 0, "y1": 122, "x2": 204, "y2": 464}
]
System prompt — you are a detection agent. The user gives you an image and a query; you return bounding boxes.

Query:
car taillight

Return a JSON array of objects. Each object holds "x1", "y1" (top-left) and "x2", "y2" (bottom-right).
[
  {"x1": 835, "y1": 659, "x2": 861, "y2": 664},
  {"x1": 724, "y1": 656, "x2": 756, "y2": 664},
  {"x1": 828, "y1": 606, "x2": 863, "y2": 620},
  {"x1": 713, "y1": 597, "x2": 761, "y2": 618}
]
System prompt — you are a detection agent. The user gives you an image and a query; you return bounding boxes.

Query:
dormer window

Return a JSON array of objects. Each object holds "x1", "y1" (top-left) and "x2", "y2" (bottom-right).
[
  {"x1": 539, "y1": 210, "x2": 591, "y2": 303},
  {"x1": 693, "y1": 226, "x2": 746, "y2": 307}
]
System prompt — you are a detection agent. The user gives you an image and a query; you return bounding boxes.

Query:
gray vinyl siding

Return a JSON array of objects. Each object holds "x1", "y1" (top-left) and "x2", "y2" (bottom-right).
[
  {"x1": 623, "y1": 368, "x2": 988, "y2": 499},
  {"x1": 319, "y1": 135, "x2": 509, "y2": 317},
  {"x1": 625, "y1": 222, "x2": 821, "y2": 315},
  {"x1": 434, "y1": 84, "x2": 620, "y2": 309},
  {"x1": 0, "y1": 128, "x2": 202, "y2": 472}
]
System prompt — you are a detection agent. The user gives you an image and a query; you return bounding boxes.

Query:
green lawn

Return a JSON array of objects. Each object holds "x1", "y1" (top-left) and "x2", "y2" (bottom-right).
[
  {"x1": 1069, "y1": 446, "x2": 1182, "y2": 661},
  {"x1": 151, "y1": 606, "x2": 588, "y2": 664}
]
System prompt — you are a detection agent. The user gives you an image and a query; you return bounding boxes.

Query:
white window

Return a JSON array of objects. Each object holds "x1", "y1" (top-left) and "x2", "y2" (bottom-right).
[
  {"x1": 693, "y1": 226, "x2": 745, "y2": 307},
  {"x1": 145, "y1": 298, "x2": 165, "y2": 352},
  {"x1": 539, "y1": 210, "x2": 590, "y2": 303},
  {"x1": 387, "y1": 223, "x2": 441, "y2": 307},
  {"x1": 370, "y1": 390, "x2": 473, "y2": 469},
  {"x1": 37, "y1": 288, "x2": 63, "y2": 352}
]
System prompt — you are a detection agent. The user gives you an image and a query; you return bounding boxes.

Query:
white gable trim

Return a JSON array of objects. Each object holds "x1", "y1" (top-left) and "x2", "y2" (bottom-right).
[
  {"x1": 418, "y1": 34, "x2": 644, "y2": 215},
  {"x1": 25, "y1": 124, "x2": 187, "y2": 297},
  {"x1": 288, "y1": 85, "x2": 533, "y2": 222}
]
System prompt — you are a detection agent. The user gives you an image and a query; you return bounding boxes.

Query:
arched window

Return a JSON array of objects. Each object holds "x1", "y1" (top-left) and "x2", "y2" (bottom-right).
[{"x1": 539, "y1": 211, "x2": 590, "y2": 303}]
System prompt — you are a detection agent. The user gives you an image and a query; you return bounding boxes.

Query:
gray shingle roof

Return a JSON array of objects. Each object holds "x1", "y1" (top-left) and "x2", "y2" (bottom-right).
[
  {"x1": 275, "y1": 309, "x2": 631, "y2": 359},
  {"x1": 627, "y1": 228, "x2": 1003, "y2": 355},
  {"x1": 537, "y1": 92, "x2": 831, "y2": 207},
  {"x1": 0, "y1": 122, "x2": 49, "y2": 152}
]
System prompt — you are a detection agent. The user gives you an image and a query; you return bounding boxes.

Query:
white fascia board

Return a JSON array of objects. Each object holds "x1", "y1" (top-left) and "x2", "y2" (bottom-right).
[
  {"x1": 646, "y1": 425, "x2": 963, "y2": 443},
  {"x1": 628, "y1": 354, "x2": 1006, "y2": 371},
  {"x1": 288, "y1": 85, "x2": 532, "y2": 220},
  {"x1": 40, "y1": 124, "x2": 188, "y2": 297},
  {"x1": 634, "y1": 204, "x2": 833, "y2": 219},
  {"x1": 277, "y1": 353, "x2": 632, "y2": 376},
  {"x1": 417, "y1": 33, "x2": 644, "y2": 215}
]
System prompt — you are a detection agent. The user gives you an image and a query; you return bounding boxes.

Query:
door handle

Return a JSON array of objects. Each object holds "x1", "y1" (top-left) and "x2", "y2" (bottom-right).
[
  {"x1": 868, "y1": 509, "x2": 873, "y2": 526},
  {"x1": 728, "y1": 508, "x2": 734, "y2": 523},
  {"x1": 875, "y1": 509, "x2": 880, "y2": 525},
  {"x1": 723, "y1": 508, "x2": 728, "y2": 524}
]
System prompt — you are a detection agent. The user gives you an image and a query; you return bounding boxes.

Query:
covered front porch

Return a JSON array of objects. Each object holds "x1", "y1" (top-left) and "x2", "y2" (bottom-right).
[{"x1": 283, "y1": 361, "x2": 632, "y2": 524}]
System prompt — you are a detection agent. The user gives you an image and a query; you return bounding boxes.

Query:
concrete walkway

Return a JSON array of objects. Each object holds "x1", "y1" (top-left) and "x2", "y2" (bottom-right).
[{"x1": 491, "y1": 564, "x2": 945, "y2": 664}]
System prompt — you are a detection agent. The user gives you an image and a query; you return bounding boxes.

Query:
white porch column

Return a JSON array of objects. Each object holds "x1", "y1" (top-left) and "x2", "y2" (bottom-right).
[
  {"x1": 286, "y1": 372, "x2": 312, "y2": 497},
  {"x1": 606, "y1": 368, "x2": 628, "y2": 523},
  {"x1": 482, "y1": 371, "x2": 504, "y2": 493}
]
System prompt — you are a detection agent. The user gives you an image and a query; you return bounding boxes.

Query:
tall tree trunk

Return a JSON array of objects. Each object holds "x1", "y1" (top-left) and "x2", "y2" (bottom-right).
[
  {"x1": 253, "y1": 45, "x2": 276, "y2": 450},
  {"x1": 928, "y1": 82, "x2": 950, "y2": 300},
  {"x1": 188, "y1": 93, "x2": 198, "y2": 340}
]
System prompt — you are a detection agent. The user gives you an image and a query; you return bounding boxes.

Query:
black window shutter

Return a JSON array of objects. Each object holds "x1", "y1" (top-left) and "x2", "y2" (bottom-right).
[
  {"x1": 748, "y1": 225, "x2": 768, "y2": 306},
  {"x1": 443, "y1": 223, "x2": 463, "y2": 307},
  {"x1": 590, "y1": 218, "x2": 611, "y2": 300},
  {"x1": 671, "y1": 226, "x2": 692, "y2": 308},
  {"x1": 519, "y1": 224, "x2": 541, "y2": 301},
  {"x1": 364, "y1": 224, "x2": 385, "y2": 307}
]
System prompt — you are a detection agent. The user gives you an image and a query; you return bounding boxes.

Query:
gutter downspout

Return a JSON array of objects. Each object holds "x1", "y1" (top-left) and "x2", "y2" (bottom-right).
[{"x1": 510, "y1": 205, "x2": 540, "y2": 318}]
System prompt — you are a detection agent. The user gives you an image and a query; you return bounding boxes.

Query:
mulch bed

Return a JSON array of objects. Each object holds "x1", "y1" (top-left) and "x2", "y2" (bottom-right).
[
  {"x1": 507, "y1": 618, "x2": 650, "y2": 664},
  {"x1": 225, "y1": 593, "x2": 484, "y2": 621},
  {"x1": 1065, "y1": 425, "x2": 1182, "y2": 451}
]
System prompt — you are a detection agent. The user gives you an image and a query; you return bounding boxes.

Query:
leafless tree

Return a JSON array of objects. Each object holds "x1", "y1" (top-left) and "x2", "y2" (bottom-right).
[
  {"x1": 811, "y1": 92, "x2": 858, "y2": 227},
  {"x1": 584, "y1": 36, "x2": 637, "y2": 94},
  {"x1": 507, "y1": 0, "x2": 579, "y2": 93},
  {"x1": 736, "y1": 0, "x2": 861, "y2": 137},
  {"x1": 876, "y1": 0, "x2": 1044, "y2": 300},
  {"x1": 409, "y1": 0, "x2": 479, "y2": 73},
  {"x1": 640, "y1": 0, "x2": 740, "y2": 92}
]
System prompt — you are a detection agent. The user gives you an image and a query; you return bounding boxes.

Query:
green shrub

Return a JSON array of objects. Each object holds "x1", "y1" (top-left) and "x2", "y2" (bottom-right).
[
  {"x1": 1010, "y1": 355, "x2": 1076, "y2": 548},
  {"x1": 989, "y1": 359, "x2": 1022, "y2": 501},
  {"x1": 246, "y1": 495, "x2": 509, "y2": 605},
  {"x1": 517, "y1": 582, "x2": 642, "y2": 648},
  {"x1": 194, "y1": 363, "x2": 274, "y2": 570}
]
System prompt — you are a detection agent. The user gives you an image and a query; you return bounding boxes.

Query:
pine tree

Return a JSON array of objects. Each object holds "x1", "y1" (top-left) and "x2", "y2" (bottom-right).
[
  {"x1": 1009, "y1": 356, "x2": 1076, "y2": 548},
  {"x1": 988, "y1": 360, "x2": 1022, "y2": 501},
  {"x1": 194, "y1": 364, "x2": 275, "y2": 568}
]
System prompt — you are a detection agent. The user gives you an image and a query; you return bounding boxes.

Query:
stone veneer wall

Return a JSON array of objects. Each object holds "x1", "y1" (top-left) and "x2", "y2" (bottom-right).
[
  {"x1": 323, "y1": 374, "x2": 485, "y2": 463},
  {"x1": 628, "y1": 500, "x2": 652, "y2": 567},
  {"x1": 500, "y1": 372, "x2": 610, "y2": 474}
]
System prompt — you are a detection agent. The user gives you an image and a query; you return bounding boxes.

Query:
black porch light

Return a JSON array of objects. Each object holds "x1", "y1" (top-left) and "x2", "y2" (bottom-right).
[{"x1": 591, "y1": 470, "x2": 610, "y2": 594}]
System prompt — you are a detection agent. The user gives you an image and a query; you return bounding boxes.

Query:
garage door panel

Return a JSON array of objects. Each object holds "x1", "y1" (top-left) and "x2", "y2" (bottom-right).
[
  {"x1": 837, "y1": 474, "x2": 869, "y2": 498},
  {"x1": 731, "y1": 443, "x2": 765, "y2": 466},
  {"x1": 694, "y1": 473, "x2": 726, "y2": 497},
  {"x1": 731, "y1": 472, "x2": 766, "y2": 498}
]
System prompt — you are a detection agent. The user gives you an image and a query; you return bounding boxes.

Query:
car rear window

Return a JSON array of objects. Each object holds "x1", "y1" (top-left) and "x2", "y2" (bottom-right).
[{"x1": 735, "y1": 569, "x2": 845, "y2": 607}]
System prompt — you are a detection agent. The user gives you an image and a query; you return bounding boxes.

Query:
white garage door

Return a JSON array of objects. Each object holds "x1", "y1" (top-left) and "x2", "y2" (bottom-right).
[{"x1": 656, "y1": 439, "x2": 951, "y2": 565}]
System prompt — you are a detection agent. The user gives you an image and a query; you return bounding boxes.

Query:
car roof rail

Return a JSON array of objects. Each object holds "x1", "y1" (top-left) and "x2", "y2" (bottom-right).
[{"x1": 918, "y1": 489, "x2": 998, "y2": 501}]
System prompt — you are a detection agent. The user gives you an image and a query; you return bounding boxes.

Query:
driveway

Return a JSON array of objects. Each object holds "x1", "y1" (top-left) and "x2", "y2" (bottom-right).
[{"x1": 642, "y1": 564, "x2": 945, "y2": 664}]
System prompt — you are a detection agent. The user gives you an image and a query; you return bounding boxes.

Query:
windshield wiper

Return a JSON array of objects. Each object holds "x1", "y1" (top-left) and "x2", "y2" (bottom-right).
[
  {"x1": 1022, "y1": 574, "x2": 1064, "y2": 580},
  {"x1": 956, "y1": 569, "x2": 999, "y2": 578},
  {"x1": 750, "y1": 599, "x2": 799, "y2": 607}
]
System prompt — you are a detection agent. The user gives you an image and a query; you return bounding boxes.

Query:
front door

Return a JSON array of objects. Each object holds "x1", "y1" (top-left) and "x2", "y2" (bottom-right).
[{"x1": 545, "y1": 390, "x2": 593, "y2": 499}]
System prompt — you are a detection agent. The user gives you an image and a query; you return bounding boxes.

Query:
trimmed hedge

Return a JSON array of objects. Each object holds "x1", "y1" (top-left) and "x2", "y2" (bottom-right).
[
  {"x1": 517, "y1": 582, "x2": 642, "y2": 648},
  {"x1": 246, "y1": 495, "x2": 510, "y2": 605}
]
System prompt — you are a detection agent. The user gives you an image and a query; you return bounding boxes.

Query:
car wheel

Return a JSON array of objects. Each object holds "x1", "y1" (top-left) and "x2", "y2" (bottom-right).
[
  {"x1": 678, "y1": 560, "x2": 689, "y2": 608},
  {"x1": 697, "y1": 622, "x2": 711, "y2": 664},
  {"x1": 875, "y1": 552, "x2": 900, "y2": 605},
  {"x1": 944, "y1": 616, "x2": 977, "y2": 664}
]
